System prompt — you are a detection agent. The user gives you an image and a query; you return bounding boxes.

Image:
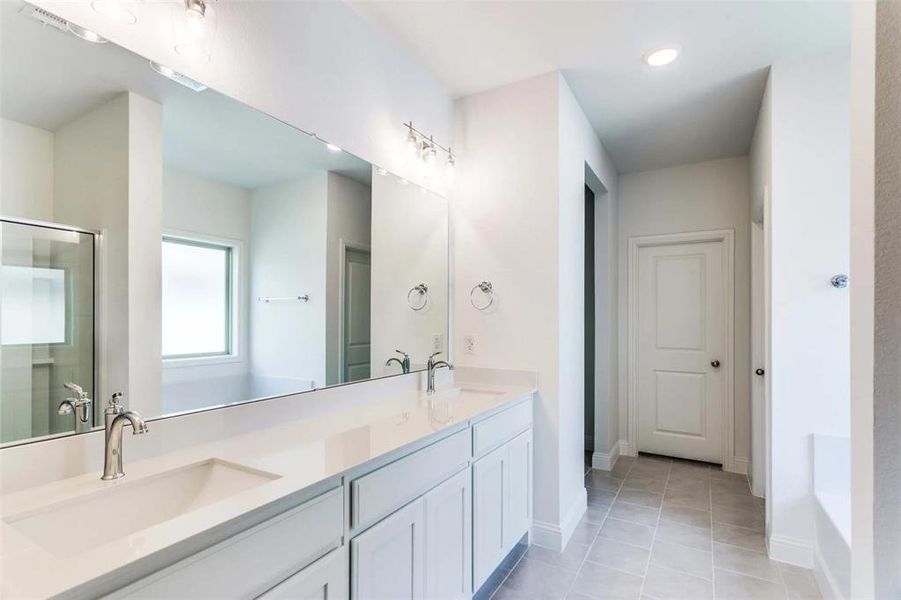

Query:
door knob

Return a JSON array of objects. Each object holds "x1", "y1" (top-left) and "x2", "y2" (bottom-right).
[
  {"x1": 711, "y1": 360, "x2": 721, "y2": 368},
  {"x1": 755, "y1": 368, "x2": 765, "y2": 376}
]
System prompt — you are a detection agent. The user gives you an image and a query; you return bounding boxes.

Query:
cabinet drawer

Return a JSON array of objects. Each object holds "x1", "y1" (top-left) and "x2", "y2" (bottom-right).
[
  {"x1": 351, "y1": 429, "x2": 470, "y2": 530},
  {"x1": 116, "y1": 487, "x2": 343, "y2": 599},
  {"x1": 258, "y1": 546, "x2": 347, "y2": 600},
  {"x1": 472, "y1": 400, "x2": 532, "y2": 458}
]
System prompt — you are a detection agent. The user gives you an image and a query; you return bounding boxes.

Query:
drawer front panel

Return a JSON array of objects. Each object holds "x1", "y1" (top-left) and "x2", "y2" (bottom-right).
[
  {"x1": 472, "y1": 399, "x2": 532, "y2": 458},
  {"x1": 116, "y1": 488, "x2": 343, "y2": 599},
  {"x1": 351, "y1": 429, "x2": 470, "y2": 530}
]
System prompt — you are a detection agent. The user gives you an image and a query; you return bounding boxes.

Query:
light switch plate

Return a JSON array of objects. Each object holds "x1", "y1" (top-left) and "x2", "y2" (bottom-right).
[{"x1": 463, "y1": 335, "x2": 475, "y2": 355}]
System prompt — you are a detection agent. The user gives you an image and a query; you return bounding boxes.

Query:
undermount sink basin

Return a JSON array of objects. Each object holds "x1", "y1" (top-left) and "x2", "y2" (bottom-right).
[{"x1": 6, "y1": 458, "x2": 280, "y2": 557}]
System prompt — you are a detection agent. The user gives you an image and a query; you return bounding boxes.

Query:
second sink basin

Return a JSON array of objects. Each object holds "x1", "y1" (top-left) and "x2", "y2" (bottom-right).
[{"x1": 5, "y1": 458, "x2": 280, "y2": 557}]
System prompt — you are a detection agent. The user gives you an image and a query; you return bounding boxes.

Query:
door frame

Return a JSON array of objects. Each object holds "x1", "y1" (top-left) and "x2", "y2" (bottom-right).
[
  {"x1": 627, "y1": 228, "x2": 736, "y2": 471},
  {"x1": 336, "y1": 238, "x2": 371, "y2": 384}
]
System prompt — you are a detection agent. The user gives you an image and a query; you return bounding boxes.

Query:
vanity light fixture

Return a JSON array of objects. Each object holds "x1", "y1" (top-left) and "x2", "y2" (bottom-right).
[
  {"x1": 91, "y1": 0, "x2": 137, "y2": 24},
  {"x1": 404, "y1": 122, "x2": 455, "y2": 175},
  {"x1": 67, "y1": 23, "x2": 108, "y2": 43},
  {"x1": 172, "y1": 0, "x2": 217, "y2": 61},
  {"x1": 643, "y1": 47, "x2": 680, "y2": 67}
]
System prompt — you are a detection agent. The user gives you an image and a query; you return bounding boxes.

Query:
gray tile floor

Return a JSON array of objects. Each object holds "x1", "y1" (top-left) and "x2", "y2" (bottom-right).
[{"x1": 490, "y1": 454, "x2": 822, "y2": 600}]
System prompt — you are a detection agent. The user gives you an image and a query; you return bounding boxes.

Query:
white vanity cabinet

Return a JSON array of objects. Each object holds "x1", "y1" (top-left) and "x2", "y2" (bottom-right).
[
  {"x1": 258, "y1": 547, "x2": 347, "y2": 600},
  {"x1": 472, "y1": 413, "x2": 533, "y2": 591}
]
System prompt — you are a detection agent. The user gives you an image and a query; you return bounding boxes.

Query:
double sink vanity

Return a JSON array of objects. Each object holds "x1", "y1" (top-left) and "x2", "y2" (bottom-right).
[{"x1": 0, "y1": 374, "x2": 535, "y2": 599}]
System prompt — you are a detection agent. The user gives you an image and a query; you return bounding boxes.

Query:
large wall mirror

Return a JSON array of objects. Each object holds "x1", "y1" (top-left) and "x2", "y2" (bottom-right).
[{"x1": 0, "y1": 2, "x2": 450, "y2": 447}]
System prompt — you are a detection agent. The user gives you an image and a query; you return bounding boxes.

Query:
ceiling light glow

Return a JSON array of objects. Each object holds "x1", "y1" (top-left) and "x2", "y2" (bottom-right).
[
  {"x1": 67, "y1": 23, "x2": 108, "y2": 43},
  {"x1": 643, "y1": 47, "x2": 679, "y2": 67}
]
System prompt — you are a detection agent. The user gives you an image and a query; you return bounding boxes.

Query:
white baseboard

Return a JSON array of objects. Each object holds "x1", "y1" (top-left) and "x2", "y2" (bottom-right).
[
  {"x1": 768, "y1": 533, "x2": 814, "y2": 569},
  {"x1": 531, "y1": 487, "x2": 586, "y2": 552},
  {"x1": 591, "y1": 440, "x2": 621, "y2": 471},
  {"x1": 618, "y1": 440, "x2": 636, "y2": 457},
  {"x1": 729, "y1": 456, "x2": 749, "y2": 476},
  {"x1": 814, "y1": 543, "x2": 845, "y2": 600}
]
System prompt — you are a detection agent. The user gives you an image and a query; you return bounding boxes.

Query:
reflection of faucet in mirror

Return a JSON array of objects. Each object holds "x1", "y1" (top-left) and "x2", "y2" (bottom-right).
[
  {"x1": 426, "y1": 352, "x2": 454, "y2": 394},
  {"x1": 58, "y1": 382, "x2": 93, "y2": 430},
  {"x1": 386, "y1": 349, "x2": 411, "y2": 374},
  {"x1": 102, "y1": 392, "x2": 148, "y2": 481}
]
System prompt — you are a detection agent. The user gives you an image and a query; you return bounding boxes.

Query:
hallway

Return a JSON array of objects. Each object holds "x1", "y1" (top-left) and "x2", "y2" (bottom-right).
[{"x1": 492, "y1": 455, "x2": 821, "y2": 599}]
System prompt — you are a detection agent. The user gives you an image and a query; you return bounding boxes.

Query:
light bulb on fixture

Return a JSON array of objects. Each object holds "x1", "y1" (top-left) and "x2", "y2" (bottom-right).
[
  {"x1": 91, "y1": 0, "x2": 136, "y2": 24},
  {"x1": 172, "y1": 0, "x2": 217, "y2": 62}
]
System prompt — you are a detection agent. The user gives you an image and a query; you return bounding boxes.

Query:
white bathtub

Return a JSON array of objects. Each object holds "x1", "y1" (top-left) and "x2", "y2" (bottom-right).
[{"x1": 812, "y1": 433, "x2": 850, "y2": 599}]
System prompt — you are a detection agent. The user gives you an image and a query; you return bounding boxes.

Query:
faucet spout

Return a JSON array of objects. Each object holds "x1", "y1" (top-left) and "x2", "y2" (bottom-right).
[{"x1": 101, "y1": 393, "x2": 148, "y2": 481}]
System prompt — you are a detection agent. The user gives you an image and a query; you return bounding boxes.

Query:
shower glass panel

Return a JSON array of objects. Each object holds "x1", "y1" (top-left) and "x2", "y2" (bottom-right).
[{"x1": 0, "y1": 219, "x2": 95, "y2": 445}]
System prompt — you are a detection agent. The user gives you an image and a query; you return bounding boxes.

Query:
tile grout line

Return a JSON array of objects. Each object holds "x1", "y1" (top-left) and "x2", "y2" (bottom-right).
[
  {"x1": 636, "y1": 457, "x2": 671, "y2": 599},
  {"x1": 710, "y1": 465, "x2": 717, "y2": 598},
  {"x1": 560, "y1": 455, "x2": 636, "y2": 599}
]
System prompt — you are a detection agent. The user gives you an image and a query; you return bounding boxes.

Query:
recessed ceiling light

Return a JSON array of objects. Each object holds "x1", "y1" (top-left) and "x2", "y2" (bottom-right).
[
  {"x1": 326, "y1": 143, "x2": 342, "y2": 153},
  {"x1": 643, "y1": 47, "x2": 680, "y2": 67},
  {"x1": 149, "y1": 61, "x2": 208, "y2": 92},
  {"x1": 67, "y1": 23, "x2": 108, "y2": 43}
]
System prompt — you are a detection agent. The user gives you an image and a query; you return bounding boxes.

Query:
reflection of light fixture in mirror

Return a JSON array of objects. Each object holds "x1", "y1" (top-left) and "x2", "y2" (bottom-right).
[
  {"x1": 376, "y1": 167, "x2": 388, "y2": 176},
  {"x1": 172, "y1": 0, "x2": 217, "y2": 62},
  {"x1": 399, "y1": 178, "x2": 410, "y2": 186},
  {"x1": 326, "y1": 143, "x2": 342, "y2": 153},
  {"x1": 149, "y1": 61, "x2": 208, "y2": 92},
  {"x1": 67, "y1": 23, "x2": 108, "y2": 43},
  {"x1": 91, "y1": 0, "x2": 136, "y2": 24}
]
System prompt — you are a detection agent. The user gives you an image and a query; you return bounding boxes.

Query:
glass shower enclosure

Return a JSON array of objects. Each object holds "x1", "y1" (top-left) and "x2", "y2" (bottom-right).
[{"x1": 1, "y1": 218, "x2": 96, "y2": 445}]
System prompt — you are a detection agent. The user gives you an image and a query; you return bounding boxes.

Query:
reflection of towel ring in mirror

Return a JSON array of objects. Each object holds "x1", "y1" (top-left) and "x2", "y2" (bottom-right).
[
  {"x1": 407, "y1": 283, "x2": 429, "y2": 311},
  {"x1": 470, "y1": 281, "x2": 494, "y2": 310}
]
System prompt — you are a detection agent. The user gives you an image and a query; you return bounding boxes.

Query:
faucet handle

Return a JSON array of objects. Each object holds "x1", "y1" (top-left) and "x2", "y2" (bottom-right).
[
  {"x1": 106, "y1": 392, "x2": 125, "y2": 415},
  {"x1": 429, "y1": 351, "x2": 442, "y2": 361},
  {"x1": 395, "y1": 349, "x2": 409, "y2": 358}
]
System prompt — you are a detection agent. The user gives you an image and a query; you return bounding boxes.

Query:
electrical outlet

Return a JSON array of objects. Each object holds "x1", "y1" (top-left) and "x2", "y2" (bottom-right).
[
  {"x1": 432, "y1": 333, "x2": 442, "y2": 351},
  {"x1": 463, "y1": 335, "x2": 476, "y2": 355}
]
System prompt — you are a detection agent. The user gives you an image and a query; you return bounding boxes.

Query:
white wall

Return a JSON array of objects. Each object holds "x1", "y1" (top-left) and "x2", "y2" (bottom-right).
[
  {"x1": 162, "y1": 167, "x2": 252, "y2": 385},
  {"x1": 370, "y1": 172, "x2": 448, "y2": 375},
  {"x1": 31, "y1": 1, "x2": 453, "y2": 193},
  {"x1": 849, "y1": 3, "x2": 875, "y2": 596},
  {"x1": 454, "y1": 72, "x2": 618, "y2": 550},
  {"x1": 325, "y1": 172, "x2": 372, "y2": 386},
  {"x1": 250, "y1": 175, "x2": 328, "y2": 387},
  {"x1": 1, "y1": 119, "x2": 54, "y2": 221},
  {"x1": 617, "y1": 157, "x2": 752, "y2": 467},
  {"x1": 756, "y1": 50, "x2": 851, "y2": 566}
]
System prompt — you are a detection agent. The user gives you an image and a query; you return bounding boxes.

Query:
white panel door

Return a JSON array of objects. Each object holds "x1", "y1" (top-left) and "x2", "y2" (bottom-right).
[
  {"x1": 343, "y1": 248, "x2": 371, "y2": 383},
  {"x1": 637, "y1": 240, "x2": 726, "y2": 463},
  {"x1": 351, "y1": 499, "x2": 424, "y2": 600},
  {"x1": 258, "y1": 547, "x2": 347, "y2": 600},
  {"x1": 472, "y1": 444, "x2": 507, "y2": 590},
  {"x1": 505, "y1": 430, "x2": 532, "y2": 548},
  {"x1": 423, "y1": 469, "x2": 471, "y2": 600}
]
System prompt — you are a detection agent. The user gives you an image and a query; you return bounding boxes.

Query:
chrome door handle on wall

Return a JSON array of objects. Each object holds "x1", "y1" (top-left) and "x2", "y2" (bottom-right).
[{"x1": 711, "y1": 360, "x2": 721, "y2": 368}]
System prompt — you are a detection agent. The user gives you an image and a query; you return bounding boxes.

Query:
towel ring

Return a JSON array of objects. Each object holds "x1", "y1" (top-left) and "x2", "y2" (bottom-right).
[
  {"x1": 470, "y1": 281, "x2": 494, "y2": 310},
  {"x1": 407, "y1": 283, "x2": 429, "y2": 311}
]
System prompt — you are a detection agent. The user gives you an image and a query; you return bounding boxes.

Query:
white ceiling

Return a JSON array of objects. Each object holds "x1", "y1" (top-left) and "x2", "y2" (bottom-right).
[
  {"x1": 353, "y1": 1, "x2": 851, "y2": 174},
  {"x1": 1, "y1": 2, "x2": 371, "y2": 189}
]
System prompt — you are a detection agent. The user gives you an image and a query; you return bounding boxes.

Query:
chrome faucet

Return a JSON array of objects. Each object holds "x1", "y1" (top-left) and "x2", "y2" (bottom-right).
[
  {"x1": 426, "y1": 352, "x2": 453, "y2": 394},
  {"x1": 102, "y1": 392, "x2": 148, "y2": 481},
  {"x1": 386, "y1": 349, "x2": 411, "y2": 374},
  {"x1": 58, "y1": 382, "x2": 92, "y2": 427}
]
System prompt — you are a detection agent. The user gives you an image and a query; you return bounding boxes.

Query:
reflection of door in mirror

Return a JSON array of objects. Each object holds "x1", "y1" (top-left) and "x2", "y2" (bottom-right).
[
  {"x1": 0, "y1": 219, "x2": 95, "y2": 444},
  {"x1": 342, "y1": 248, "x2": 371, "y2": 383}
]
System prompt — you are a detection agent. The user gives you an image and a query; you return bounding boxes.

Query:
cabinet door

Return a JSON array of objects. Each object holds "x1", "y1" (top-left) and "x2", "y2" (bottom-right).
[
  {"x1": 258, "y1": 547, "x2": 347, "y2": 600},
  {"x1": 351, "y1": 498, "x2": 424, "y2": 600},
  {"x1": 423, "y1": 469, "x2": 471, "y2": 600},
  {"x1": 505, "y1": 430, "x2": 532, "y2": 548},
  {"x1": 472, "y1": 444, "x2": 507, "y2": 590}
]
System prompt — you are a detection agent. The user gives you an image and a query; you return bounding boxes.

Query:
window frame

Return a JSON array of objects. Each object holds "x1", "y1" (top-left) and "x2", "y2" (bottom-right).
[{"x1": 161, "y1": 231, "x2": 241, "y2": 366}]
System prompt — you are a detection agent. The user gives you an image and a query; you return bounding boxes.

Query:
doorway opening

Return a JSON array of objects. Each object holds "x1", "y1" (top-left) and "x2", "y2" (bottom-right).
[{"x1": 584, "y1": 185, "x2": 596, "y2": 455}]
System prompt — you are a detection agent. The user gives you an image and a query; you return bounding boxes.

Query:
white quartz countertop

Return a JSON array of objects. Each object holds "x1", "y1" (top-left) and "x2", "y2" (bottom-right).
[{"x1": 0, "y1": 383, "x2": 534, "y2": 599}]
